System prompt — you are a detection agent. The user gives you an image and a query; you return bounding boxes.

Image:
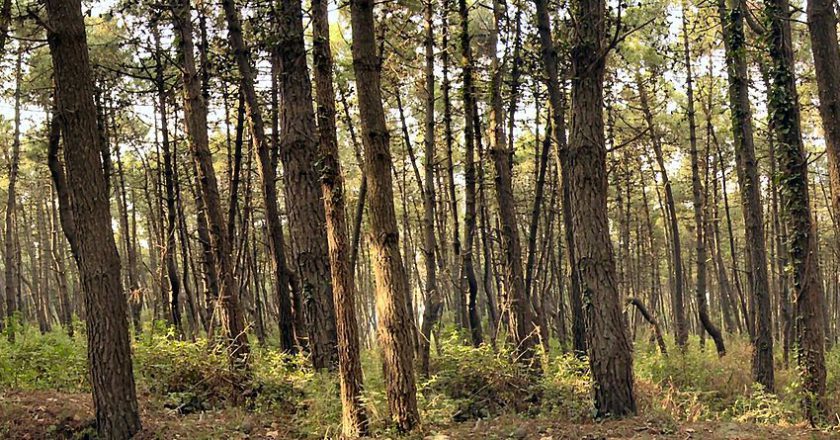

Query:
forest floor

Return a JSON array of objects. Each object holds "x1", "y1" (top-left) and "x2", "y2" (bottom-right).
[{"x1": 1, "y1": 390, "x2": 834, "y2": 440}]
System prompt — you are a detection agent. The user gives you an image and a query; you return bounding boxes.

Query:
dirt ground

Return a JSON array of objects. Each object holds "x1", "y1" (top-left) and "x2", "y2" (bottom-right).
[{"x1": 1, "y1": 391, "x2": 836, "y2": 439}]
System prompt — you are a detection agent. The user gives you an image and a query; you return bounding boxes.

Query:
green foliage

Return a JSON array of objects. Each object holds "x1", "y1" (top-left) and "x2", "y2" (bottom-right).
[
  {"x1": 540, "y1": 353, "x2": 594, "y2": 420},
  {"x1": 0, "y1": 327, "x2": 87, "y2": 391},
  {"x1": 724, "y1": 383, "x2": 796, "y2": 424},
  {"x1": 133, "y1": 330, "x2": 243, "y2": 410},
  {"x1": 421, "y1": 333, "x2": 539, "y2": 422}
]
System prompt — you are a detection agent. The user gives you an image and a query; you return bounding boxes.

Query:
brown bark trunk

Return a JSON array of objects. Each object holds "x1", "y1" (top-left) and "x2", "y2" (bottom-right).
[
  {"x1": 488, "y1": 0, "x2": 537, "y2": 365},
  {"x1": 683, "y1": 8, "x2": 725, "y2": 357},
  {"x1": 173, "y1": 0, "x2": 250, "y2": 365},
  {"x1": 807, "y1": 0, "x2": 840, "y2": 232},
  {"x1": 627, "y1": 297, "x2": 667, "y2": 356},
  {"x1": 271, "y1": 0, "x2": 340, "y2": 369},
  {"x1": 637, "y1": 74, "x2": 688, "y2": 350},
  {"x1": 45, "y1": 0, "x2": 141, "y2": 436},
  {"x1": 222, "y1": 0, "x2": 304, "y2": 354},
  {"x1": 4, "y1": 47, "x2": 21, "y2": 341},
  {"x1": 764, "y1": 0, "x2": 827, "y2": 422},
  {"x1": 418, "y1": 0, "x2": 443, "y2": 378},
  {"x1": 312, "y1": 0, "x2": 370, "y2": 432},
  {"x1": 717, "y1": 0, "x2": 773, "y2": 387},
  {"x1": 569, "y1": 0, "x2": 636, "y2": 416},
  {"x1": 349, "y1": 0, "x2": 421, "y2": 429}
]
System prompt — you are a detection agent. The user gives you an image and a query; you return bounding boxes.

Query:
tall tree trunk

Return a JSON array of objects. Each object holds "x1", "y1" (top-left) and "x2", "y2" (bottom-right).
[
  {"x1": 638, "y1": 74, "x2": 688, "y2": 350},
  {"x1": 569, "y1": 0, "x2": 636, "y2": 416},
  {"x1": 173, "y1": 0, "x2": 250, "y2": 365},
  {"x1": 716, "y1": 0, "x2": 773, "y2": 388},
  {"x1": 488, "y1": 0, "x2": 538, "y2": 365},
  {"x1": 45, "y1": 0, "x2": 141, "y2": 436},
  {"x1": 807, "y1": 0, "x2": 840, "y2": 227},
  {"x1": 533, "y1": 0, "x2": 584, "y2": 356},
  {"x1": 683, "y1": 7, "x2": 725, "y2": 357},
  {"x1": 763, "y1": 0, "x2": 827, "y2": 422},
  {"x1": 271, "y1": 0, "x2": 340, "y2": 369},
  {"x1": 311, "y1": 0, "x2": 370, "y2": 432},
  {"x1": 418, "y1": 0, "x2": 443, "y2": 378},
  {"x1": 458, "y1": 0, "x2": 482, "y2": 346},
  {"x1": 152, "y1": 21, "x2": 177, "y2": 328},
  {"x1": 4, "y1": 47, "x2": 21, "y2": 341},
  {"x1": 349, "y1": 0, "x2": 421, "y2": 429},
  {"x1": 222, "y1": 0, "x2": 304, "y2": 354}
]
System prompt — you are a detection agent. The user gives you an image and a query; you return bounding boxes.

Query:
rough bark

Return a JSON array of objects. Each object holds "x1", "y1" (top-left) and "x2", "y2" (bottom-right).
[
  {"x1": 763, "y1": 0, "x2": 827, "y2": 422},
  {"x1": 173, "y1": 0, "x2": 250, "y2": 365},
  {"x1": 311, "y1": 0, "x2": 370, "y2": 432},
  {"x1": 349, "y1": 0, "x2": 421, "y2": 429},
  {"x1": 569, "y1": 0, "x2": 636, "y2": 416},
  {"x1": 488, "y1": 0, "x2": 538, "y2": 366},
  {"x1": 716, "y1": 0, "x2": 773, "y2": 387},
  {"x1": 418, "y1": 0, "x2": 443, "y2": 378},
  {"x1": 45, "y1": 0, "x2": 141, "y2": 436},
  {"x1": 807, "y1": 0, "x2": 840, "y2": 225},
  {"x1": 221, "y1": 0, "x2": 303, "y2": 356}
]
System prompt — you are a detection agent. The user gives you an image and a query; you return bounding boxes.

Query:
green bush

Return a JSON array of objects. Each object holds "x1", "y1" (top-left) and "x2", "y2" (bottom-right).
[
  {"x1": 0, "y1": 328, "x2": 87, "y2": 391},
  {"x1": 422, "y1": 333, "x2": 538, "y2": 421},
  {"x1": 540, "y1": 352, "x2": 593, "y2": 420}
]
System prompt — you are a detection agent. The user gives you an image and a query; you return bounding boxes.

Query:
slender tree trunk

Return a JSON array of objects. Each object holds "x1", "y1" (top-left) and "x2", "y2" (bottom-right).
[
  {"x1": 349, "y1": 0, "x2": 420, "y2": 429},
  {"x1": 4, "y1": 47, "x2": 22, "y2": 341},
  {"x1": 533, "y1": 0, "x2": 584, "y2": 356},
  {"x1": 173, "y1": 0, "x2": 250, "y2": 365},
  {"x1": 763, "y1": 0, "x2": 827, "y2": 422},
  {"x1": 717, "y1": 0, "x2": 773, "y2": 387},
  {"x1": 311, "y1": 0, "x2": 370, "y2": 432},
  {"x1": 45, "y1": 0, "x2": 141, "y2": 435},
  {"x1": 683, "y1": 7, "x2": 725, "y2": 357},
  {"x1": 457, "y1": 0, "x2": 483, "y2": 346},
  {"x1": 488, "y1": 0, "x2": 538, "y2": 365},
  {"x1": 638, "y1": 74, "x2": 688, "y2": 350},
  {"x1": 418, "y1": 0, "x2": 443, "y2": 378},
  {"x1": 569, "y1": 0, "x2": 636, "y2": 416},
  {"x1": 221, "y1": 0, "x2": 303, "y2": 356}
]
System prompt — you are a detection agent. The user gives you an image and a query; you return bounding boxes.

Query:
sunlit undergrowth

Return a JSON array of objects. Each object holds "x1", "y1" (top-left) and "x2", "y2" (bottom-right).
[{"x1": 1, "y1": 324, "x2": 839, "y2": 438}]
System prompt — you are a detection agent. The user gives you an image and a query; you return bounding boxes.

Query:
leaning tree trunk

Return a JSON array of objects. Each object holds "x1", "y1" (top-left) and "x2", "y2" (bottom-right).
[
  {"x1": 173, "y1": 0, "x2": 250, "y2": 365},
  {"x1": 569, "y1": 0, "x2": 636, "y2": 417},
  {"x1": 221, "y1": 0, "x2": 303, "y2": 356},
  {"x1": 716, "y1": 0, "x2": 773, "y2": 388},
  {"x1": 763, "y1": 0, "x2": 827, "y2": 423},
  {"x1": 311, "y1": 0, "x2": 370, "y2": 433},
  {"x1": 349, "y1": 0, "x2": 420, "y2": 430},
  {"x1": 488, "y1": 0, "x2": 538, "y2": 366},
  {"x1": 682, "y1": 6, "x2": 725, "y2": 357},
  {"x1": 45, "y1": 0, "x2": 141, "y2": 436}
]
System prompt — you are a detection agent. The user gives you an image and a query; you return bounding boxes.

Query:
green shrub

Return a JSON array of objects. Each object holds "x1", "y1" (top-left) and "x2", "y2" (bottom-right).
[
  {"x1": 724, "y1": 383, "x2": 796, "y2": 424},
  {"x1": 422, "y1": 333, "x2": 538, "y2": 422},
  {"x1": 540, "y1": 352, "x2": 593, "y2": 420},
  {"x1": 0, "y1": 328, "x2": 87, "y2": 391}
]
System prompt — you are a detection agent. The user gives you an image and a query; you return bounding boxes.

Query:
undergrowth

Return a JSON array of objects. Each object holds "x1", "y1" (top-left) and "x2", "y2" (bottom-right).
[{"x1": 1, "y1": 324, "x2": 839, "y2": 438}]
